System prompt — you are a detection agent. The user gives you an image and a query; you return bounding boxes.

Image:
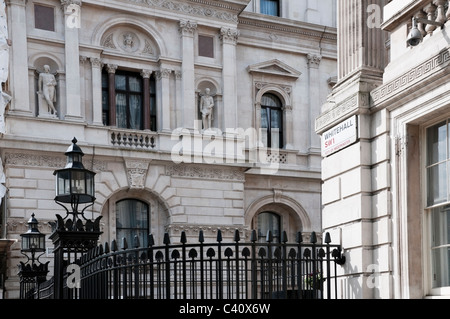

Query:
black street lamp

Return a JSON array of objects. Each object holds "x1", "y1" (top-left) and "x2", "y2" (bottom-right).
[
  {"x1": 20, "y1": 213, "x2": 46, "y2": 266},
  {"x1": 49, "y1": 137, "x2": 102, "y2": 299},
  {"x1": 53, "y1": 137, "x2": 96, "y2": 228},
  {"x1": 18, "y1": 213, "x2": 49, "y2": 299}
]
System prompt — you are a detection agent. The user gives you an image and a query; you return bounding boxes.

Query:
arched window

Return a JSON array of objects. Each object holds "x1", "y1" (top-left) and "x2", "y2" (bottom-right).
[
  {"x1": 260, "y1": 93, "x2": 284, "y2": 149},
  {"x1": 257, "y1": 212, "x2": 281, "y2": 243},
  {"x1": 116, "y1": 199, "x2": 150, "y2": 247}
]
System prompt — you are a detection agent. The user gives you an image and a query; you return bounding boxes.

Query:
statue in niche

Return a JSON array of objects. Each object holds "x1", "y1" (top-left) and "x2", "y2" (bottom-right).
[
  {"x1": 200, "y1": 88, "x2": 214, "y2": 131},
  {"x1": 37, "y1": 65, "x2": 57, "y2": 117}
]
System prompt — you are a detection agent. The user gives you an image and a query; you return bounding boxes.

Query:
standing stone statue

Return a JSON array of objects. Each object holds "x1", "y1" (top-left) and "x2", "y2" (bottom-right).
[
  {"x1": 200, "y1": 88, "x2": 214, "y2": 130},
  {"x1": 37, "y1": 65, "x2": 57, "y2": 116}
]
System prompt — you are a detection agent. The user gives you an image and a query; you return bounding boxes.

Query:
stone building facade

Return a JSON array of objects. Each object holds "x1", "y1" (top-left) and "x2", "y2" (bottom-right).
[
  {"x1": 316, "y1": 0, "x2": 450, "y2": 298},
  {"x1": 0, "y1": 0, "x2": 337, "y2": 298}
]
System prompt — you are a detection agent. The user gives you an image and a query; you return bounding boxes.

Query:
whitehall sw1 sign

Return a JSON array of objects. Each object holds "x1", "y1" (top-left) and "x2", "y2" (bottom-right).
[{"x1": 321, "y1": 115, "x2": 358, "y2": 157}]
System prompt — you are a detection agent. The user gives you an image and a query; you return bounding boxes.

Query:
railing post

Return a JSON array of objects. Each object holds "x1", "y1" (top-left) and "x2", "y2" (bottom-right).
[
  {"x1": 324, "y1": 232, "x2": 332, "y2": 299},
  {"x1": 266, "y1": 230, "x2": 273, "y2": 298},
  {"x1": 216, "y1": 229, "x2": 223, "y2": 299},
  {"x1": 148, "y1": 234, "x2": 155, "y2": 299},
  {"x1": 164, "y1": 233, "x2": 171, "y2": 299},
  {"x1": 250, "y1": 230, "x2": 257, "y2": 299},
  {"x1": 199, "y1": 230, "x2": 205, "y2": 299},
  {"x1": 133, "y1": 235, "x2": 141, "y2": 299},
  {"x1": 180, "y1": 231, "x2": 187, "y2": 299},
  {"x1": 296, "y1": 232, "x2": 303, "y2": 297},
  {"x1": 111, "y1": 239, "x2": 119, "y2": 299},
  {"x1": 310, "y1": 231, "x2": 317, "y2": 299},
  {"x1": 234, "y1": 229, "x2": 240, "y2": 299},
  {"x1": 281, "y1": 231, "x2": 288, "y2": 298}
]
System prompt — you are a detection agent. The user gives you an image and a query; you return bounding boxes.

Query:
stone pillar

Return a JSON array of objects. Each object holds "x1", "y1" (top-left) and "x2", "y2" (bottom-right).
[
  {"x1": 157, "y1": 68, "x2": 172, "y2": 132},
  {"x1": 307, "y1": 53, "x2": 322, "y2": 153},
  {"x1": 61, "y1": 0, "x2": 82, "y2": 121},
  {"x1": 220, "y1": 27, "x2": 239, "y2": 131},
  {"x1": 141, "y1": 69, "x2": 152, "y2": 130},
  {"x1": 106, "y1": 64, "x2": 117, "y2": 127},
  {"x1": 179, "y1": 20, "x2": 197, "y2": 130},
  {"x1": 90, "y1": 57, "x2": 103, "y2": 126},
  {"x1": 175, "y1": 71, "x2": 182, "y2": 128},
  {"x1": 6, "y1": 0, "x2": 31, "y2": 115}
]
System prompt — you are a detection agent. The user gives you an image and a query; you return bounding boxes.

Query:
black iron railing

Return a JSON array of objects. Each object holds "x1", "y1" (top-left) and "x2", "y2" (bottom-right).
[{"x1": 32, "y1": 229, "x2": 345, "y2": 299}]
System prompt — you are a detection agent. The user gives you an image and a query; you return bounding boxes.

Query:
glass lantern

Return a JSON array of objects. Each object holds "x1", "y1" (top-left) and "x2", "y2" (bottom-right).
[
  {"x1": 53, "y1": 138, "x2": 96, "y2": 205},
  {"x1": 20, "y1": 213, "x2": 46, "y2": 253}
]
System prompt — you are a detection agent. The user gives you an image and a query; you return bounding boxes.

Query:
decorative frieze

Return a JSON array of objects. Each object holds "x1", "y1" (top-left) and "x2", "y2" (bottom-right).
[
  {"x1": 4, "y1": 152, "x2": 106, "y2": 171},
  {"x1": 166, "y1": 164, "x2": 245, "y2": 182},
  {"x1": 370, "y1": 48, "x2": 450, "y2": 107},
  {"x1": 315, "y1": 92, "x2": 369, "y2": 132},
  {"x1": 128, "y1": 0, "x2": 238, "y2": 23}
]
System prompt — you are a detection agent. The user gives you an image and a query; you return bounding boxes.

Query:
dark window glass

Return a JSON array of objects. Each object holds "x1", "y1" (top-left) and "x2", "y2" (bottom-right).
[
  {"x1": 34, "y1": 4, "x2": 55, "y2": 31},
  {"x1": 261, "y1": 93, "x2": 283, "y2": 149},
  {"x1": 116, "y1": 199, "x2": 149, "y2": 248},
  {"x1": 198, "y1": 35, "x2": 214, "y2": 58}
]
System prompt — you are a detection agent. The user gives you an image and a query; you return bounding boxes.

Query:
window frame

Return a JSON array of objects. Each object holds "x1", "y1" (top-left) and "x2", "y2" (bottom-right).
[
  {"x1": 102, "y1": 69, "x2": 156, "y2": 131},
  {"x1": 260, "y1": 0, "x2": 280, "y2": 17},
  {"x1": 425, "y1": 118, "x2": 450, "y2": 295},
  {"x1": 115, "y1": 198, "x2": 150, "y2": 248},
  {"x1": 260, "y1": 93, "x2": 284, "y2": 149}
]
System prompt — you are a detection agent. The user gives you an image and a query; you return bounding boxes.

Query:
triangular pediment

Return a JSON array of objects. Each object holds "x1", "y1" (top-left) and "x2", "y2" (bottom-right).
[{"x1": 247, "y1": 59, "x2": 302, "y2": 79}]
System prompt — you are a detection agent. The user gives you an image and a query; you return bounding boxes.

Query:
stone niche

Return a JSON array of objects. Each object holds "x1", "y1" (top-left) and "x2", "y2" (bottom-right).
[{"x1": 33, "y1": 57, "x2": 60, "y2": 119}]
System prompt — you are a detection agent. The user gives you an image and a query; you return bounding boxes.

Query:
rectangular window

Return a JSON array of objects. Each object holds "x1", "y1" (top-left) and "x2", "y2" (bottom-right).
[
  {"x1": 102, "y1": 70, "x2": 156, "y2": 131},
  {"x1": 426, "y1": 120, "x2": 450, "y2": 290},
  {"x1": 34, "y1": 4, "x2": 55, "y2": 32},
  {"x1": 198, "y1": 35, "x2": 214, "y2": 58},
  {"x1": 260, "y1": 0, "x2": 280, "y2": 17}
]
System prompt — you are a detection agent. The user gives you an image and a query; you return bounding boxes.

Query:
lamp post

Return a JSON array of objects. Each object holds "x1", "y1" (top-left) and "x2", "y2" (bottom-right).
[
  {"x1": 18, "y1": 213, "x2": 49, "y2": 299},
  {"x1": 53, "y1": 137, "x2": 96, "y2": 227},
  {"x1": 49, "y1": 137, "x2": 102, "y2": 299}
]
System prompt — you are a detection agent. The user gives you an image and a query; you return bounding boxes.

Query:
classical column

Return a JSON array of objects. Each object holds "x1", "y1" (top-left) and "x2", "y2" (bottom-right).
[
  {"x1": 6, "y1": 0, "x2": 31, "y2": 115},
  {"x1": 90, "y1": 57, "x2": 103, "y2": 126},
  {"x1": 179, "y1": 20, "x2": 197, "y2": 130},
  {"x1": 106, "y1": 64, "x2": 117, "y2": 127},
  {"x1": 61, "y1": 0, "x2": 82, "y2": 121},
  {"x1": 307, "y1": 53, "x2": 322, "y2": 153},
  {"x1": 141, "y1": 69, "x2": 152, "y2": 130},
  {"x1": 156, "y1": 68, "x2": 172, "y2": 132},
  {"x1": 220, "y1": 27, "x2": 239, "y2": 131}
]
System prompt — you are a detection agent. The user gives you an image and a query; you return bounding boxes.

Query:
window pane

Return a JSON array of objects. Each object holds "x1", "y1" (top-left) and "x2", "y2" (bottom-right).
[
  {"x1": 115, "y1": 74, "x2": 127, "y2": 90},
  {"x1": 257, "y1": 212, "x2": 281, "y2": 243},
  {"x1": 128, "y1": 76, "x2": 142, "y2": 93},
  {"x1": 34, "y1": 4, "x2": 55, "y2": 31},
  {"x1": 261, "y1": 0, "x2": 279, "y2": 16},
  {"x1": 431, "y1": 207, "x2": 450, "y2": 247},
  {"x1": 427, "y1": 163, "x2": 448, "y2": 206},
  {"x1": 199, "y1": 35, "x2": 214, "y2": 58},
  {"x1": 271, "y1": 108, "x2": 282, "y2": 129},
  {"x1": 129, "y1": 94, "x2": 142, "y2": 130},
  {"x1": 261, "y1": 94, "x2": 281, "y2": 108},
  {"x1": 431, "y1": 247, "x2": 450, "y2": 288},
  {"x1": 116, "y1": 93, "x2": 127, "y2": 128},
  {"x1": 427, "y1": 121, "x2": 447, "y2": 165},
  {"x1": 116, "y1": 199, "x2": 149, "y2": 247},
  {"x1": 261, "y1": 108, "x2": 268, "y2": 129},
  {"x1": 102, "y1": 73, "x2": 108, "y2": 88}
]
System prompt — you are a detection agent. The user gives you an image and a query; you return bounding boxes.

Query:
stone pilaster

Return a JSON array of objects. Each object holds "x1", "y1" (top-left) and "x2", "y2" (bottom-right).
[
  {"x1": 220, "y1": 27, "x2": 239, "y2": 132},
  {"x1": 179, "y1": 20, "x2": 197, "y2": 130},
  {"x1": 61, "y1": 0, "x2": 82, "y2": 121}
]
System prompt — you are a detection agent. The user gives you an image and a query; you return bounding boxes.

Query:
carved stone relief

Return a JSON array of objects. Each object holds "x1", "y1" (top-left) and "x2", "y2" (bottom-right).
[
  {"x1": 101, "y1": 27, "x2": 158, "y2": 57},
  {"x1": 125, "y1": 159, "x2": 151, "y2": 189}
]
